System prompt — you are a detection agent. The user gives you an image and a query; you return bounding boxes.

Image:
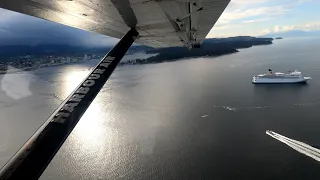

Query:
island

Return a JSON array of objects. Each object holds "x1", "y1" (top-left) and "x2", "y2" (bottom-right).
[
  {"x1": 0, "y1": 36, "x2": 273, "y2": 73},
  {"x1": 275, "y1": 37, "x2": 283, "y2": 39}
]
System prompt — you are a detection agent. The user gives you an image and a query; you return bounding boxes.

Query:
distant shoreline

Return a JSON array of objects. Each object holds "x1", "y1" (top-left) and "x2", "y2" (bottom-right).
[
  {"x1": 121, "y1": 36, "x2": 273, "y2": 65},
  {"x1": 0, "y1": 36, "x2": 273, "y2": 73}
]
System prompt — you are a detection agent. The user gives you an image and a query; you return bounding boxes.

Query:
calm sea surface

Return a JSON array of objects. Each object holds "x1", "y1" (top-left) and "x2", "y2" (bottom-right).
[{"x1": 1, "y1": 38, "x2": 320, "y2": 179}]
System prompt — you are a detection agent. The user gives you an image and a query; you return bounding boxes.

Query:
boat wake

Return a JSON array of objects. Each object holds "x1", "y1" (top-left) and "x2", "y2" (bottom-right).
[
  {"x1": 266, "y1": 130, "x2": 320, "y2": 162},
  {"x1": 222, "y1": 106, "x2": 237, "y2": 111},
  {"x1": 213, "y1": 102, "x2": 320, "y2": 112},
  {"x1": 213, "y1": 105, "x2": 269, "y2": 112}
]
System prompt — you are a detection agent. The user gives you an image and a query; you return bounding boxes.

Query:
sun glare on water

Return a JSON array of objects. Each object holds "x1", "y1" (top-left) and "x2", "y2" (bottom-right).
[
  {"x1": 64, "y1": 69, "x2": 109, "y2": 150},
  {"x1": 61, "y1": 67, "x2": 122, "y2": 165}
]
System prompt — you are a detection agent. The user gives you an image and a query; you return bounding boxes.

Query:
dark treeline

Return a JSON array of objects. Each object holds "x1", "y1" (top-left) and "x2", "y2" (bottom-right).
[{"x1": 122, "y1": 36, "x2": 273, "y2": 64}]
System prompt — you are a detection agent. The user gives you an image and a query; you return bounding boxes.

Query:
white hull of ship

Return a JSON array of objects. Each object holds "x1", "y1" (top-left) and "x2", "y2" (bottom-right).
[{"x1": 252, "y1": 77, "x2": 311, "y2": 84}]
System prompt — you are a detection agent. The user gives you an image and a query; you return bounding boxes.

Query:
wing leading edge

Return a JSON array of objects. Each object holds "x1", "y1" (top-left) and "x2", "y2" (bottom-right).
[{"x1": 0, "y1": 0, "x2": 230, "y2": 48}]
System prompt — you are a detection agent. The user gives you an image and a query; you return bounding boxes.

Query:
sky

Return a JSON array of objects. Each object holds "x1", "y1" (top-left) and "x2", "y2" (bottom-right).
[
  {"x1": 208, "y1": 0, "x2": 320, "y2": 37},
  {"x1": 0, "y1": 0, "x2": 319, "y2": 46}
]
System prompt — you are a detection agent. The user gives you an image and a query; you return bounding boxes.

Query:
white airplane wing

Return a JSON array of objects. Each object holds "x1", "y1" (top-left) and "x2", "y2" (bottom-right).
[{"x1": 0, "y1": 0, "x2": 230, "y2": 48}]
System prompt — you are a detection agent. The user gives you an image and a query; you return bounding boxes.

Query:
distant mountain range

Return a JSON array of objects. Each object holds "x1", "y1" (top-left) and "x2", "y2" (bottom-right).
[{"x1": 261, "y1": 30, "x2": 320, "y2": 38}]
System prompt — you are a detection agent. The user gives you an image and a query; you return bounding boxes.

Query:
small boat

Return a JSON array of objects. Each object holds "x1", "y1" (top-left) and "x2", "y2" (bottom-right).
[{"x1": 252, "y1": 69, "x2": 311, "y2": 84}]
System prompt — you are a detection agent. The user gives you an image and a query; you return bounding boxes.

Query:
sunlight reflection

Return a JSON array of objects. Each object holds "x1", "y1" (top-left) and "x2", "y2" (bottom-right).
[
  {"x1": 65, "y1": 69, "x2": 89, "y2": 95},
  {"x1": 64, "y1": 69, "x2": 110, "y2": 152},
  {"x1": 59, "y1": 66, "x2": 161, "y2": 175},
  {"x1": 63, "y1": 67, "x2": 119, "y2": 163},
  {"x1": 72, "y1": 103, "x2": 109, "y2": 153}
]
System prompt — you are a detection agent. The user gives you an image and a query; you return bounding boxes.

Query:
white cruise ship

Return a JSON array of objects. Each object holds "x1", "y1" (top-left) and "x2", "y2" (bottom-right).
[{"x1": 252, "y1": 69, "x2": 311, "y2": 84}]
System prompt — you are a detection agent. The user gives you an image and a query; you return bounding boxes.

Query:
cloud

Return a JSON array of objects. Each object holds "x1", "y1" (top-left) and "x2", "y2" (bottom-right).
[
  {"x1": 212, "y1": 17, "x2": 271, "y2": 33},
  {"x1": 260, "y1": 25, "x2": 295, "y2": 35},
  {"x1": 225, "y1": 0, "x2": 270, "y2": 11},
  {"x1": 243, "y1": 18, "x2": 272, "y2": 23},
  {"x1": 211, "y1": 1, "x2": 288, "y2": 33},
  {"x1": 209, "y1": 0, "x2": 314, "y2": 37},
  {"x1": 261, "y1": 22, "x2": 320, "y2": 35},
  {"x1": 0, "y1": 8, "x2": 118, "y2": 47},
  {"x1": 220, "y1": 6, "x2": 286, "y2": 22},
  {"x1": 218, "y1": 0, "x2": 290, "y2": 23},
  {"x1": 301, "y1": 22, "x2": 320, "y2": 30}
]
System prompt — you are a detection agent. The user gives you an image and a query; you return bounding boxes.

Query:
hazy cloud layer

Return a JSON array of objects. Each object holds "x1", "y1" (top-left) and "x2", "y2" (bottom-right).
[
  {"x1": 261, "y1": 22, "x2": 320, "y2": 34},
  {"x1": 208, "y1": 0, "x2": 318, "y2": 37}
]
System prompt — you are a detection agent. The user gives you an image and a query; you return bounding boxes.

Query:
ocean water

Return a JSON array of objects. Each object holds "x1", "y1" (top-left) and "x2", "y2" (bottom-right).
[{"x1": 1, "y1": 37, "x2": 320, "y2": 179}]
